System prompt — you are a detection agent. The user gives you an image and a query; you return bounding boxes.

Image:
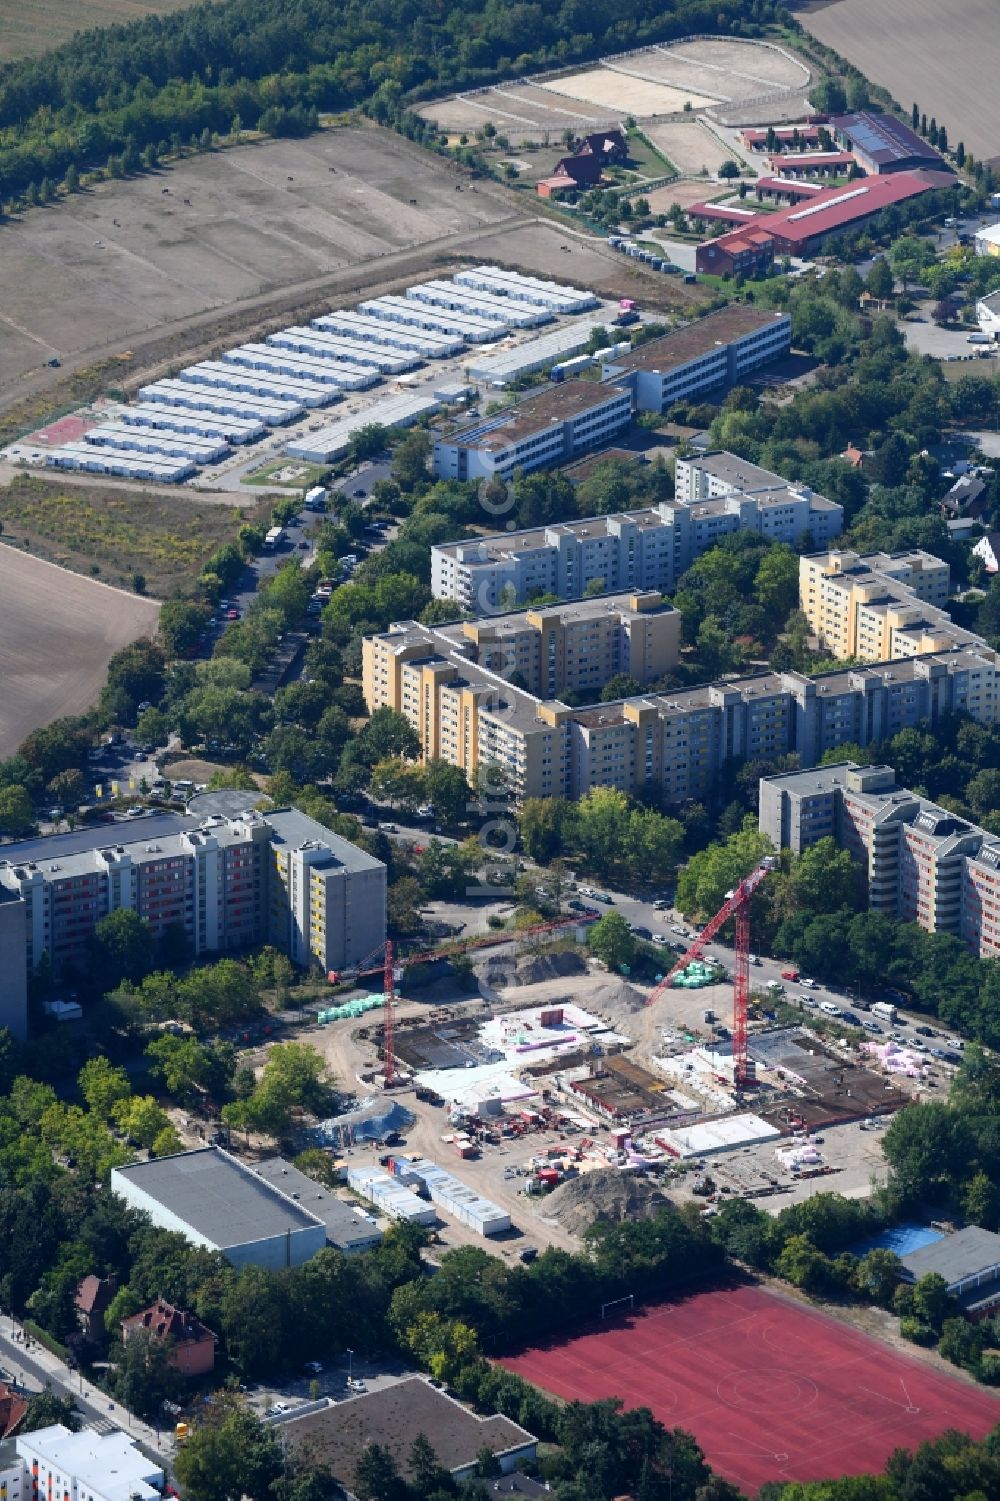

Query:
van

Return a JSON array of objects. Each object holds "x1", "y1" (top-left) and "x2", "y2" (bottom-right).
[{"x1": 819, "y1": 1000, "x2": 842, "y2": 1017}]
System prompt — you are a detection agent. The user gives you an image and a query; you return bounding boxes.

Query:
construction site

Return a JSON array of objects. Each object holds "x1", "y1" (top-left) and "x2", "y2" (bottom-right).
[{"x1": 295, "y1": 867, "x2": 911, "y2": 1257}]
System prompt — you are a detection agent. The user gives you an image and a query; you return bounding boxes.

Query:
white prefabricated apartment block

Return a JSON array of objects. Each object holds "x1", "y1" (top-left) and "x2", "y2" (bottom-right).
[
  {"x1": 603, "y1": 305, "x2": 791, "y2": 412},
  {"x1": 432, "y1": 379, "x2": 633, "y2": 483}
]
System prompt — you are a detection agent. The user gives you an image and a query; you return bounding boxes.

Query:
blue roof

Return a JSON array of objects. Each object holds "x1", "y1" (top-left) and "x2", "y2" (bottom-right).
[{"x1": 852, "y1": 1223, "x2": 944, "y2": 1258}]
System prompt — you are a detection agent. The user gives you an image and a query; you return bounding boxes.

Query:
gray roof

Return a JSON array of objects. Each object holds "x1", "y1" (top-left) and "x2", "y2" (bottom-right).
[
  {"x1": 252, "y1": 1158, "x2": 383, "y2": 1251},
  {"x1": 901, "y1": 1226, "x2": 1000, "y2": 1287},
  {"x1": 112, "y1": 1147, "x2": 325, "y2": 1248}
]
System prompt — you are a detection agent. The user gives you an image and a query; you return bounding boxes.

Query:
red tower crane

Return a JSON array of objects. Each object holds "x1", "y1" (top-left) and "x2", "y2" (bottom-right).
[{"x1": 643, "y1": 858, "x2": 775, "y2": 1089}]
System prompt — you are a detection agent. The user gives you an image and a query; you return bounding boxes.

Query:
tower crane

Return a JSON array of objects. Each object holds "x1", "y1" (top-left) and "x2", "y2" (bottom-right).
[
  {"x1": 643, "y1": 858, "x2": 775, "y2": 1089},
  {"x1": 328, "y1": 910, "x2": 601, "y2": 1086}
]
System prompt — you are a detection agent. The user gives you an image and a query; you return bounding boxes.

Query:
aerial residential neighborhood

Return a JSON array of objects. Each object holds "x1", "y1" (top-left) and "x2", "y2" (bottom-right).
[{"x1": 0, "y1": 1, "x2": 1000, "y2": 1499}]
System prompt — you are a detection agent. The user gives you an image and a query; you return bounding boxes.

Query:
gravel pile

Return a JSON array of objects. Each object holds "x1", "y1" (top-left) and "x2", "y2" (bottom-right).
[{"x1": 540, "y1": 1166, "x2": 668, "y2": 1237}]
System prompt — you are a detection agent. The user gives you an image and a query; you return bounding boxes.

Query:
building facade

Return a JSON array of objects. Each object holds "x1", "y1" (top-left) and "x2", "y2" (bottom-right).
[
  {"x1": 602, "y1": 306, "x2": 791, "y2": 412},
  {"x1": 798, "y1": 548, "x2": 979, "y2": 665},
  {"x1": 0, "y1": 807, "x2": 385, "y2": 988},
  {"x1": 759, "y1": 762, "x2": 1000, "y2": 960},
  {"x1": 432, "y1": 381, "x2": 632, "y2": 482},
  {"x1": 16, "y1": 1426, "x2": 163, "y2": 1501},
  {"x1": 431, "y1": 452, "x2": 841, "y2": 610},
  {"x1": 364, "y1": 592, "x2": 680, "y2": 716},
  {"x1": 121, "y1": 1300, "x2": 217, "y2": 1377}
]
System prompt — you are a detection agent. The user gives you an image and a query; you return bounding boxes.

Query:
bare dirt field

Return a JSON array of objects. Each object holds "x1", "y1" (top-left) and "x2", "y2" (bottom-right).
[
  {"x1": 546, "y1": 68, "x2": 717, "y2": 117},
  {"x1": 0, "y1": 127, "x2": 514, "y2": 395},
  {"x1": 642, "y1": 121, "x2": 738, "y2": 176},
  {"x1": 0, "y1": 0, "x2": 197, "y2": 59},
  {"x1": 0, "y1": 545, "x2": 160, "y2": 756},
  {"x1": 0, "y1": 473, "x2": 256, "y2": 595},
  {"x1": 794, "y1": 0, "x2": 999, "y2": 164},
  {"x1": 421, "y1": 86, "x2": 625, "y2": 148},
  {"x1": 644, "y1": 180, "x2": 731, "y2": 212}
]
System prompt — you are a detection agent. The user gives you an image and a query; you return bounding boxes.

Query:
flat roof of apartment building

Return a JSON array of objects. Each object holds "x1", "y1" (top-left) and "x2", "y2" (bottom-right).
[
  {"x1": 0, "y1": 806, "x2": 382, "y2": 886},
  {"x1": 608, "y1": 305, "x2": 789, "y2": 376},
  {"x1": 443, "y1": 379, "x2": 629, "y2": 453}
]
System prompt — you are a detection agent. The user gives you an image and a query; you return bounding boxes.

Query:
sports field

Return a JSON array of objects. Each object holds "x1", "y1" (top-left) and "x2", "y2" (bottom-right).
[{"x1": 500, "y1": 1282, "x2": 1000, "y2": 1493}]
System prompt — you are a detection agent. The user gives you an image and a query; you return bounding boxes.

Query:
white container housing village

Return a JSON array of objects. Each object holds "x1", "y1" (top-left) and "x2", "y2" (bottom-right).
[
  {"x1": 121, "y1": 403, "x2": 266, "y2": 445},
  {"x1": 346, "y1": 1166, "x2": 437, "y2": 1226},
  {"x1": 45, "y1": 267, "x2": 606, "y2": 481},
  {"x1": 137, "y1": 379, "x2": 304, "y2": 425}
]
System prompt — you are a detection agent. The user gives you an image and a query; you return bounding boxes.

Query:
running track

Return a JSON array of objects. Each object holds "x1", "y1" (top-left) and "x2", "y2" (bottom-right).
[{"x1": 499, "y1": 1281, "x2": 1000, "y2": 1494}]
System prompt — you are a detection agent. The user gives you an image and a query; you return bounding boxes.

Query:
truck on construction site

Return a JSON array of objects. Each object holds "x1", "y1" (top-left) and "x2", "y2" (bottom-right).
[{"x1": 871, "y1": 1000, "x2": 897, "y2": 1022}]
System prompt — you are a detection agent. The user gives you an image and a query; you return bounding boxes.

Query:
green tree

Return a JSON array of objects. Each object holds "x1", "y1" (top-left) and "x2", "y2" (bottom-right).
[
  {"x1": 882, "y1": 1101, "x2": 972, "y2": 1202},
  {"x1": 78, "y1": 1056, "x2": 131, "y2": 1120},
  {"x1": 109, "y1": 1326, "x2": 182, "y2": 1419},
  {"x1": 172, "y1": 1401, "x2": 283, "y2": 1500},
  {"x1": 588, "y1": 911, "x2": 636, "y2": 970},
  {"x1": 677, "y1": 820, "x2": 772, "y2": 919},
  {"x1": 911, "y1": 1271, "x2": 956, "y2": 1330},
  {"x1": 354, "y1": 1442, "x2": 404, "y2": 1501},
  {"x1": 423, "y1": 759, "x2": 469, "y2": 825},
  {"x1": 0, "y1": 784, "x2": 35, "y2": 835},
  {"x1": 866, "y1": 257, "x2": 894, "y2": 301},
  {"x1": 88, "y1": 910, "x2": 156, "y2": 988}
]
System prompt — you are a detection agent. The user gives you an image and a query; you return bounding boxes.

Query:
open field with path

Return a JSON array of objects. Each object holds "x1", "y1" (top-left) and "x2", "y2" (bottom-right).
[
  {"x1": 0, "y1": 543, "x2": 161, "y2": 756},
  {"x1": 0, "y1": 127, "x2": 514, "y2": 398},
  {"x1": 795, "y1": 0, "x2": 1000, "y2": 163},
  {"x1": 0, "y1": 474, "x2": 257, "y2": 596},
  {"x1": 0, "y1": 0, "x2": 198, "y2": 59}
]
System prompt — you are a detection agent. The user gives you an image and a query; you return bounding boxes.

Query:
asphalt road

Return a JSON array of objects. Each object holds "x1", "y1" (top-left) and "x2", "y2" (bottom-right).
[{"x1": 0, "y1": 1328, "x2": 122, "y2": 1436}]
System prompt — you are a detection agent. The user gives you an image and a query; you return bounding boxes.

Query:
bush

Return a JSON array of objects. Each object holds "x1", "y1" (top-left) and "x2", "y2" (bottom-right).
[{"x1": 899, "y1": 1316, "x2": 935, "y2": 1345}]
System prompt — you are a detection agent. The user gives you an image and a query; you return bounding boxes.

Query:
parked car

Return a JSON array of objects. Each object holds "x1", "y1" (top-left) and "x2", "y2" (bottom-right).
[
  {"x1": 652, "y1": 934, "x2": 668, "y2": 945},
  {"x1": 781, "y1": 969, "x2": 799, "y2": 981},
  {"x1": 914, "y1": 1025, "x2": 935, "y2": 1037},
  {"x1": 304, "y1": 1361, "x2": 323, "y2": 1375}
]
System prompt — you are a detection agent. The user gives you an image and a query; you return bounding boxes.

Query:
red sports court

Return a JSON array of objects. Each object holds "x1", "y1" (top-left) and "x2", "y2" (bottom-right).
[
  {"x1": 499, "y1": 1280, "x2": 1000, "y2": 1494},
  {"x1": 32, "y1": 414, "x2": 93, "y2": 445}
]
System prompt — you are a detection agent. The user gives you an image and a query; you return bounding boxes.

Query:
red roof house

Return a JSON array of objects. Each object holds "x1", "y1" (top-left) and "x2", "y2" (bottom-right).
[{"x1": 122, "y1": 1299, "x2": 217, "y2": 1378}]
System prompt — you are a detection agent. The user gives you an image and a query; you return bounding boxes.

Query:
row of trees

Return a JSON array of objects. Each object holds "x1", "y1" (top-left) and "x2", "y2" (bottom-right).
[{"x1": 0, "y1": 0, "x2": 782, "y2": 199}]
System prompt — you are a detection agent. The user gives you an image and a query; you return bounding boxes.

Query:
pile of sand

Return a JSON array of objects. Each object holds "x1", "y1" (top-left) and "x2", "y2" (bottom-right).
[
  {"x1": 541, "y1": 1166, "x2": 668, "y2": 1237},
  {"x1": 476, "y1": 949, "x2": 587, "y2": 988},
  {"x1": 590, "y1": 978, "x2": 648, "y2": 1020}
]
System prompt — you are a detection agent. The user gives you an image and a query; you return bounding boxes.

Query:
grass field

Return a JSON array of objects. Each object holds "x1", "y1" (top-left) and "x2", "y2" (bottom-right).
[
  {"x1": 0, "y1": 543, "x2": 161, "y2": 757},
  {"x1": 0, "y1": 474, "x2": 257, "y2": 597},
  {"x1": 244, "y1": 459, "x2": 330, "y2": 489},
  {"x1": 0, "y1": 0, "x2": 199, "y2": 59},
  {"x1": 794, "y1": 0, "x2": 999, "y2": 164}
]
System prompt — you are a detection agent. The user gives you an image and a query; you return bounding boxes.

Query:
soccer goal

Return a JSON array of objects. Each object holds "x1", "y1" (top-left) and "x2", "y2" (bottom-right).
[{"x1": 600, "y1": 1293, "x2": 635, "y2": 1320}]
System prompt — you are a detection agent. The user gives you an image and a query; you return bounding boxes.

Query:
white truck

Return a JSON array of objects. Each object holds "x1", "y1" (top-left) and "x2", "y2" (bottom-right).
[
  {"x1": 264, "y1": 525, "x2": 286, "y2": 550},
  {"x1": 871, "y1": 1000, "x2": 897, "y2": 1023}
]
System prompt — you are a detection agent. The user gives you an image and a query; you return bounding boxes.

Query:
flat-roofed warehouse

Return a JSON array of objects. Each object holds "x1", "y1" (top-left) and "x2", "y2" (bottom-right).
[
  {"x1": 900, "y1": 1226, "x2": 1000, "y2": 1319},
  {"x1": 287, "y1": 393, "x2": 440, "y2": 463},
  {"x1": 111, "y1": 1147, "x2": 328, "y2": 1270},
  {"x1": 602, "y1": 305, "x2": 791, "y2": 413},
  {"x1": 251, "y1": 1157, "x2": 383, "y2": 1254},
  {"x1": 281, "y1": 1376, "x2": 537, "y2": 1483}
]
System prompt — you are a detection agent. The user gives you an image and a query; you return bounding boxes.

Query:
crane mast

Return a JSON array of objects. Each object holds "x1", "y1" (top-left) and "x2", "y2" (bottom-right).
[{"x1": 644, "y1": 858, "x2": 775, "y2": 1088}]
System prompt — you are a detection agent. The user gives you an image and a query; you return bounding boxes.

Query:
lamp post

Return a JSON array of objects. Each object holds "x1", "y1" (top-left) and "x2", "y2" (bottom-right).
[{"x1": 346, "y1": 1348, "x2": 353, "y2": 1386}]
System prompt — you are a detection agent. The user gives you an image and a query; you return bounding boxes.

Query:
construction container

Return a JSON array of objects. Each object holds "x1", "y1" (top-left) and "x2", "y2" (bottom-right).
[
  {"x1": 346, "y1": 1166, "x2": 436, "y2": 1226},
  {"x1": 402, "y1": 1158, "x2": 511, "y2": 1236}
]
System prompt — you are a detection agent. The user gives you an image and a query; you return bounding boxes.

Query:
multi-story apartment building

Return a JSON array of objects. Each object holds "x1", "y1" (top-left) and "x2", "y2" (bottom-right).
[
  {"x1": 0, "y1": 807, "x2": 385, "y2": 988},
  {"x1": 431, "y1": 453, "x2": 842, "y2": 610},
  {"x1": 364, "y1": 587, "x2": 1000, "y2": 804},
  {"x1": 759, "y1": 762, "x2": 1000, "y2": 959},
  {"x1": 799, "y1": 549, "x2": 960, "y2": 661},
  {"x1": 15, "y1": 1424, "x2": 163, "y2": 1501},
  {"x1": 432, "y1": 381, "x2": 633, "y2": 482},
  {"x1": 602, "y1": 305, "x2": 791, "y2": 412},
  {"x1": 364, "y1": 592, "x2": 680, "y2": 715}
]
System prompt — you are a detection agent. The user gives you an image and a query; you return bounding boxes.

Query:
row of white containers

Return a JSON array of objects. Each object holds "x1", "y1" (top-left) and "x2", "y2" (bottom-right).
[
  {"x1": 346, "y1": 1166, "x2": 437, "y2": 1226},
  {"x1": 398, "y1": 1157, "x2": 511, "y2": 1237}
]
